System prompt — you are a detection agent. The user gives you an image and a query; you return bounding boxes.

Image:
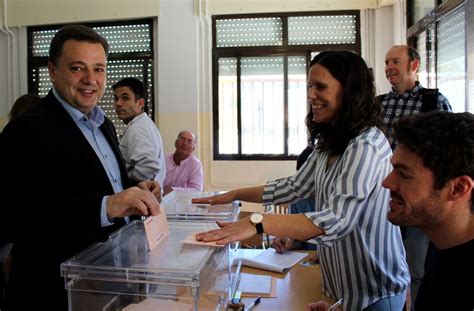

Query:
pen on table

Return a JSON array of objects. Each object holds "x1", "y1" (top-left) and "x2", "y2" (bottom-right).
[
  {"x1": 244, "y1": 296, "x2": 261, "y2": 311},
  {"x1": 230, "y1": 260, "x2": 242, "y2": 298},
  {"x1": 328, "y1": 298, "x2": 343, "y2": 311}
]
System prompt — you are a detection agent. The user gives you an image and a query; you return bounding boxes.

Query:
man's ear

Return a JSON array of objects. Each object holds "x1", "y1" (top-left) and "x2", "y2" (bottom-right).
[
  {"x1": 138, "y1": 98, "x2": 145, "y2": 111},
  {"x1": 449, "y1": 176, "x2": 473, "y2": 201},
  {"x1": 410, "y1": 58, "x2": 420, "y2": 73},
  {"x1": 48, "y1": 62, "x2": 56, "y2": 83}
]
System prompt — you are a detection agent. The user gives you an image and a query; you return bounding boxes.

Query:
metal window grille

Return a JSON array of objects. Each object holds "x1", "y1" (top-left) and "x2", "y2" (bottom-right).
[{"x1": 28, "y1": 20, "x2": 154, "y2": 135}]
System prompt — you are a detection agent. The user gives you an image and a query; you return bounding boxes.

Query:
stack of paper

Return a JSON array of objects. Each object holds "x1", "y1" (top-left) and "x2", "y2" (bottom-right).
[
  {"x1": 238, "y1": 273, "x2": 273, "y2": 296},
  {"x1": 208, "y1": 272, "x2": 275, "y2": 297},
  {"x1": 234, "y1": 248, "x2": 308, "y2": 273}
]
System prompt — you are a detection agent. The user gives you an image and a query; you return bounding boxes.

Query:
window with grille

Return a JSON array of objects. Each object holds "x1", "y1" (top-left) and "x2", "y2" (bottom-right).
[
  {"x1": 212, "y1": 11, "x2": 360, "y2": 160},
  {"x1": 27, "y1": 19, "x2": 154, "y2": 135},
  {"x1": 408, "y1": 0, "x2": 472, "y2": 113},
  {"x1": 436, "y1": 7, "x2": 465, "y2": 113}
]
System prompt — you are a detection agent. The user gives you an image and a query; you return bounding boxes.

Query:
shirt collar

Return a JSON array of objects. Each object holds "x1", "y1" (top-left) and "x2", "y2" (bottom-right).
[
  {"x1": 173, "y1": 153, "x2": 192, "y2": 166},
  {"x1": 127, "y1": 112, "x2": 147, "y2": 126},
  {"x1": 52, "y1": 88, "x2": 106, "y2": 127},
  {"x1": 388, "y1": 81, "x2": 422, "y2": 98}
]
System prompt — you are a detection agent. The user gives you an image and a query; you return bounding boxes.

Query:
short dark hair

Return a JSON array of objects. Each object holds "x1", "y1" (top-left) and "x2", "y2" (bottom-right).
[
  {"x1": 49, "y1": 25, "x2": 109, "y2": 66},
  {"x1": 112, "y1": 77, "x2": 147, "y2": 113},
  {"x1": 305, "y1": 50, "x2": 381, "y2": 155},
  {"x1": 394, "y1": 111, "x2": 474, "y2": 210},
  {"x1": 112, "y1": 77, "x2": 146, "y2": 100},
  {"x1": 406, "y1": 45, "x2": 421, "y2": 63}
]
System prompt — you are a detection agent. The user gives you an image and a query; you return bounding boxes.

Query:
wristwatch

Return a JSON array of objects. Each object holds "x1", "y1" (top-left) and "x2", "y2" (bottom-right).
[{"x1": 250, "y1": 212, "x2": 264, "y2": 234}]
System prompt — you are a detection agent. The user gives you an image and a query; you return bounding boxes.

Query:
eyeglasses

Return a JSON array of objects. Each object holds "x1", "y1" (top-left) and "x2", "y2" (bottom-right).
[{"x1": 178, "y1": 136, "x2": 195, "y2": 145}]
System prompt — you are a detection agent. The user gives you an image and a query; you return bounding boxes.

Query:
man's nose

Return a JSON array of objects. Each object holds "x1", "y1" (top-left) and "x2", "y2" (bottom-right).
[
  {"x1": 382, "y1": 171, "x2": 395, "y2": 190},
  {"x1": 82, "y1": 68, "x2": 98, "y2": 84}
]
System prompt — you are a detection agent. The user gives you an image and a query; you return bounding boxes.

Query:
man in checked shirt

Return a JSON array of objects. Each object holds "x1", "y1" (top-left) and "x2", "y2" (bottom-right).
[{"x1": 380, "y1": 44, "x2": 452, "y2": 309}]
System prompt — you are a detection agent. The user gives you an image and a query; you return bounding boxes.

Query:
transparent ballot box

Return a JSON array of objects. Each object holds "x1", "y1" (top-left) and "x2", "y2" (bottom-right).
[
  {"x1": 61, "y1": 220, "x2": 232, "y2": 311},
  {"x1": 162, "y1": 191, "x2": 240, "y2": 222}
]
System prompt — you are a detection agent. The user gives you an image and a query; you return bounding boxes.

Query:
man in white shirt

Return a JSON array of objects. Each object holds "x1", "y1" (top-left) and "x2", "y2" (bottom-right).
[{"x1": 113, "y1": 77, "x2": 166, "y2": 186}]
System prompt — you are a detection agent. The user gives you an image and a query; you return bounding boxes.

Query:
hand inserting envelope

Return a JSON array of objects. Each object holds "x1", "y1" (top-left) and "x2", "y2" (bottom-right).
[{"x1": 143, "y1": 211, "x2": 170, "y2": 251}]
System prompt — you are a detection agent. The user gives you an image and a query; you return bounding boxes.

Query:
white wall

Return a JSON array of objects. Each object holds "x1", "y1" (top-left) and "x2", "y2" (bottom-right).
[
  {"x1": 5, "y1": 0, "x2": 160, "y2": 26},
  {"x1": 0, "y1": 0, "x2": 404, "y2": 191},
  {"x1": 157, "y1": 0, "x2": 200, "y2": 153},
  {"x1": 374, "y1": 5, "x2": 397, "y2": 95}
]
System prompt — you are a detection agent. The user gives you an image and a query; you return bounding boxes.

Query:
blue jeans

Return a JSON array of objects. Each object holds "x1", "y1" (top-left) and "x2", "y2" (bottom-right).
[
  {"x1": 289, "y1": 199, "x2": 318, "y2": 250},
  {"x1": 363, "y1": 290, "x2": 406, "y2": 311},
  {"x1": 289, "y1": 198, "x2": 315, "y2": 214}
]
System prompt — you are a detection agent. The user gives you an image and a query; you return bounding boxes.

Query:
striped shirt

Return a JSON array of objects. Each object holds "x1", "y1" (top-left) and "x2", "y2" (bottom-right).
[
  {"x1": 381, "y1": 82, "x2": 451, "y2": 150},
  {"x1": 263, "y1": 127, "x2": 409, "y2": 310}
]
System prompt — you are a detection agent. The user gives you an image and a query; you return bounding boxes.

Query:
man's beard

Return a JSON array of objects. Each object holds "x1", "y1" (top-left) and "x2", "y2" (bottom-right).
[{"x1": 388, "y1": 189, "x2": 443, "y2": 227}]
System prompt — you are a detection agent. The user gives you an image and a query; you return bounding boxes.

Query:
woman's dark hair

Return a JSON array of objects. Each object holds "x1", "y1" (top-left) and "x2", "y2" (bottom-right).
[
  {"x1": 304, "y1": 50, "x2": 381, "y2": 155},
  {"x1": 296, "y1": 145, "x2": 315, "y2": 171},
  {"x1": 9, "y1": 94, "x2": 41, "y2": 121}
]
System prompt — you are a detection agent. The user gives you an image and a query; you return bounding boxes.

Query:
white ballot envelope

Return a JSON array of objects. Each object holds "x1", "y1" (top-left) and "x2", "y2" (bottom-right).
[{"x1": 143, "y1": 211, "x2": 169, "y2": 251}]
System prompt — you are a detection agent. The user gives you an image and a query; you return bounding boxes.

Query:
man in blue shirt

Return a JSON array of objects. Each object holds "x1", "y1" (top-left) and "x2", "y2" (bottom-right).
[{"x1": 0, "y1": 25, "x2": 161, "y2": 310}]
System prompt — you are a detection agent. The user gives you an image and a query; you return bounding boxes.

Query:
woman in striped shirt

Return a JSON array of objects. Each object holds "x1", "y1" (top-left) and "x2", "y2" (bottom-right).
[{"x1": 195, "y1": 51, "x2": 409, "y2": 311}]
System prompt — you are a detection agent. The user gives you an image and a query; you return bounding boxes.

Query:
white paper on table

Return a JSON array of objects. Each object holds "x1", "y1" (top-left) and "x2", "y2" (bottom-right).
[
  {"x1": 209, "y1": 272, "x2": 272, "y2": 295},
  {"x1": 234, "y1": 248, "x2": 308, "y2": 273}
]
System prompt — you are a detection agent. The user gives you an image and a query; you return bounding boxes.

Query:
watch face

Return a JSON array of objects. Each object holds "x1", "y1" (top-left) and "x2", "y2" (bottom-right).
[{"x1": 251, "y1": 213, "x2": 263, "y2": 223}]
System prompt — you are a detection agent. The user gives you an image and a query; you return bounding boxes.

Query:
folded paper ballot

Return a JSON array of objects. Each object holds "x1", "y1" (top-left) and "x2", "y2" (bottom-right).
[
  {"x1": 234, "y1": 248, "x2": 308, "y2": 273},
  {"x1": 143, "y1": 212, "x2": 169, "y2": 251},
  {"x1": 181, "y1": 232, "x2": 225, "y2": 247}
]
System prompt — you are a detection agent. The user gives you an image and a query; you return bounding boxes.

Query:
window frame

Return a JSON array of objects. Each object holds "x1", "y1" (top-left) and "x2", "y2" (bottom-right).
[
  {"x1": 407, "y1": 0, "x2": 471, "y2": 113},
  {"x1": 212, "y1": 11, "x2": 361, "y2": 161}
]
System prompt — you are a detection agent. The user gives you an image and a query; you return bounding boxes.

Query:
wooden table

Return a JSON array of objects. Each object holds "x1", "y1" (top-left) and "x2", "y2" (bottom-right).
[{"x1": 235, "y1": 249, "x2": 332, "y2": 311}]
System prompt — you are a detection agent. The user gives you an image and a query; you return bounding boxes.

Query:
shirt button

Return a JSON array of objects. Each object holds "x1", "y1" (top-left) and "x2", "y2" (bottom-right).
[{"x1": 114, "y1": 179, "x2": 117, "y2": 183}]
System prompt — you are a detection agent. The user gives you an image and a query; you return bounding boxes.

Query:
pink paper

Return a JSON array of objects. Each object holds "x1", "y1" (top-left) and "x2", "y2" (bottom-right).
[{"x1": 182, "y1": 232, "x2": 225, "y2": 248}]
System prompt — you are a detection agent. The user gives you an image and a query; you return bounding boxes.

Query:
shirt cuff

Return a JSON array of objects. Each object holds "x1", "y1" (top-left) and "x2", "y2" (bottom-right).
[
  {"x1": 262, "y1": 181, "x2": 278, "y2": 205},
  {"x1": 101, "y1": 196, "x2": 115, "y2": 227},
  {"x1": 305, "y1": 210, "x2": 342, "y2": 246}
]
